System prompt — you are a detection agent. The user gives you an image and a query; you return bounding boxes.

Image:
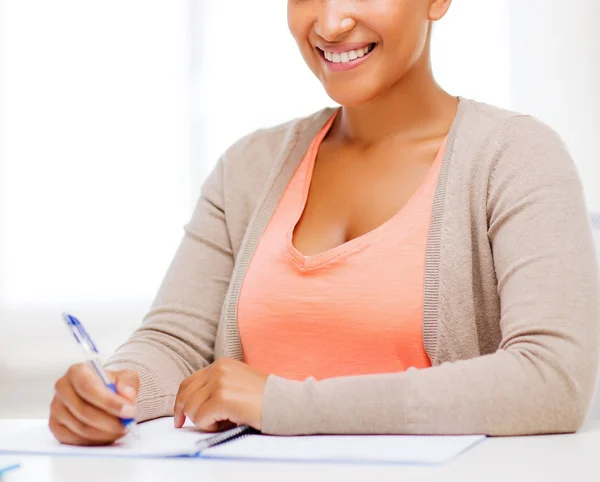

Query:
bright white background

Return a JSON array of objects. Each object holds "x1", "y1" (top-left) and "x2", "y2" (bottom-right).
[
  {"x1": 0, "y1": 1, "x2": 597, "y2": 416},
  {"x1": 0, "y1": 1, "x2": 192, "y2": 378}
]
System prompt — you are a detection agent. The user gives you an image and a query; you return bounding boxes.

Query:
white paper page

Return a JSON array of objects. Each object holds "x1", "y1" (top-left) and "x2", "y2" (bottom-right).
[
  {"x1": 0, "y1": 418, "x2": 211, "y2": 458},
  {"x1": 0, "y1": 455, "x2": 21, "y2": 474},
  {"x1": 204, "y1": 434, "x2": 485, "y2": 465}
]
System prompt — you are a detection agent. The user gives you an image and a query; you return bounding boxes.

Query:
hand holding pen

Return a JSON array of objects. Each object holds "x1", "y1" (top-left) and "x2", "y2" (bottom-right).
[{"x1": 49, "y1": 313, "x2": 140, "y2": 446}]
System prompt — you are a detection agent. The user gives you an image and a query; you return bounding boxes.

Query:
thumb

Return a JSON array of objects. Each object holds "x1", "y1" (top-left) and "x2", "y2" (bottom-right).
[{"x1": 111, "y1": 369, "x2": 140, "y2": 404}]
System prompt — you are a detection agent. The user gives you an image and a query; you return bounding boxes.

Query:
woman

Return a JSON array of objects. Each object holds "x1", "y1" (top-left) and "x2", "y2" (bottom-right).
[{"x1": 50, "y1": 0, "x2": 599, "y2": 445}]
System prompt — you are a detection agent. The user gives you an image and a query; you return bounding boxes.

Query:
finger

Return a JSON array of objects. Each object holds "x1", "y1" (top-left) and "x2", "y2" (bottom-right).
[
  {"x1": 113, "y1": 370, "x2": 139, "y2": 403},
  {"x1": 49, "y1": 418, "x2": 87, "y2": 446},
  {"x1": 174, "y1": 378, "x2": 204, "y2": 429},
  {"x1": 191, "y1": 396, "x2": 227, "y2": 432},
  {"x1": 178, "y1": 375, "x2": 210, "y2": 409},
  {"x1": 177, "y1": 364, "x2": 211, "y2": 395},
  {"x1": 174, "y1": 381, "x2": 191, "y2": 428},
  {"x1": 54, "y1": 378, "x2": 125, "y2": 435},
  {"x1": 182, "y1": 382, "x2": 213, "y2": 429},
  {"x1": 174, "y1": 403, "x2": 186, "y2": 429},
  {"x1": 51, "y1": 398, "x2": 123, "y2": 445},
  {"x1": 202, "y1": 421, "x2": 220, "y2": 433},
  {"x1": 68, "y1": 365, "x2": 136, "y2": 419},
  {"x1": 174, "y1": 374, "x2": 210, "y2": 428}
]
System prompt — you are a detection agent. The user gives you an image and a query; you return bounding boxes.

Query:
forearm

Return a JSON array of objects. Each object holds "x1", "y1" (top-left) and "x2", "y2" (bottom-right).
[{"x1": 262, "y1": 346, "x2": 596, "y2": 436}]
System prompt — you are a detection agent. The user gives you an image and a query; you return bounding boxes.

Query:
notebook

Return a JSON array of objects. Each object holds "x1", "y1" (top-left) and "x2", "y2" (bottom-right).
[
  {"x1": 0, "y1": 456, "x2": 20, "y2": 475},
  {"x1": 0, "y1": 418, "x2": 485, "y2": 465}
]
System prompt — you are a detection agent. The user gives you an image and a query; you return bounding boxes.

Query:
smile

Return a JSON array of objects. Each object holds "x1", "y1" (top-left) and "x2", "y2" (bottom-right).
[
  {"x1": 321, "y1": 43, "x2": 376, "y2": 63},
  {"x1": 317, "y1": 43, "x2": 378, "y2": 72}
]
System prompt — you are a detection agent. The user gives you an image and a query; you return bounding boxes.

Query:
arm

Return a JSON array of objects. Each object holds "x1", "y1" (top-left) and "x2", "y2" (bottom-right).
[
  {"x1": 104, "y1": 155, "x2": 234, "y2": 422},
  {"x1": 261, "y1": 116, "x2": 600, "y2": 436}
]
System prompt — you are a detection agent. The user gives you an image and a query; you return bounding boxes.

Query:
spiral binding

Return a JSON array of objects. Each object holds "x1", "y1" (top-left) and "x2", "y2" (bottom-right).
[{"x1": 192, "y1": 425, "x2": 258, "y2": 455}]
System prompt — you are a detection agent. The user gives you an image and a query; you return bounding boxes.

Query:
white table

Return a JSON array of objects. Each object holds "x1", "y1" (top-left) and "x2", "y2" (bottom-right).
[{"x1": 2, "y1": 419, "x2": 599, "y2": 482}]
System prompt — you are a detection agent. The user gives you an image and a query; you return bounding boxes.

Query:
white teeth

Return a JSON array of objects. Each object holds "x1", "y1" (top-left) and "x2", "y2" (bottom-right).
[{"x1": 323, "y1": 45, "x2": 373, "y2": 64}]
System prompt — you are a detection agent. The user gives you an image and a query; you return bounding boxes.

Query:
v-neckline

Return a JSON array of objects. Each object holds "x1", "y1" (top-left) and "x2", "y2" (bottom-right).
[{"x1": 285, "y1": 118, "x2": 448, "y2": 270}]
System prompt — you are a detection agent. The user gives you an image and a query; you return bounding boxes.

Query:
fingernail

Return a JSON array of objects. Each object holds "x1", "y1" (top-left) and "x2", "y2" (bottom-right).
[
  {"x1": 120, "y1": 404, "x2": 136, "y2": 419},
  {"x1": 122, "y1": 386, "x2": 136, "y2": 398}
]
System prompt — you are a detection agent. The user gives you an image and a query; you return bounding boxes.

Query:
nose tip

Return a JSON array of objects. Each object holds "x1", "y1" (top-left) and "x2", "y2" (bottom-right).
[
  {"x1": 314, "y1": 14, "x2": 356, "y2": 42},
  {"x1": 340, "y1": 18, "x2": 356, "y2": 30}
]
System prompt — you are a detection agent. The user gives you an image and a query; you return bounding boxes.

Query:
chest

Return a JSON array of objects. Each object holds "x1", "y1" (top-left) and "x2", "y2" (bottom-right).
[{"x1": 292, "y1": 138, "x2": 445, "y2": 256}]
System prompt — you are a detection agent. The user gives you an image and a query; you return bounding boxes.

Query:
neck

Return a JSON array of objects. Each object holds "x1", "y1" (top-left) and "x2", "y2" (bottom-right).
[{"x1": 332, "y1": 47, "x2": 459, "y2": 148}]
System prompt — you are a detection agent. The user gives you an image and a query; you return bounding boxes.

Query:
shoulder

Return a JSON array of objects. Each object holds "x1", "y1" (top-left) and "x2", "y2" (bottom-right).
[
  {"x1": 461, "y1": 101, "x2": 586, "y2": 224},
  {"x1": 446, "y1": 98, "x2": 584, "y2": 227},
  {"x1": 458, "y1": 98, "x2": 576, "y2": 180},
  {"x1": 460, "y1": 97, "x2": 563, "y2": 145},
  {"x1": 461, "y1": 97, "x2": 569, "y2": 158}
]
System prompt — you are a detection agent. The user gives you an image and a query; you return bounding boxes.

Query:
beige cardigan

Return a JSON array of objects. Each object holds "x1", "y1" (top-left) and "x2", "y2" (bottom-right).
[{"x1": 105, "y1": 97, "x2": 600, "y2": 436}]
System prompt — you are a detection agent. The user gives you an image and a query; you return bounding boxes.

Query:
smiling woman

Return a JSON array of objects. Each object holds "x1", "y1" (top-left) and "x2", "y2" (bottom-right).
[{"x1": 47, "y1": 0, "x2": 599, "y2": 445}]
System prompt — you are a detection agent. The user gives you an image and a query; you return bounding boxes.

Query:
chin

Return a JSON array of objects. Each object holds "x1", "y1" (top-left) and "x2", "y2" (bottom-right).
[{"x1": 322, "y1": 83, "x2": 381, "y2": 108}]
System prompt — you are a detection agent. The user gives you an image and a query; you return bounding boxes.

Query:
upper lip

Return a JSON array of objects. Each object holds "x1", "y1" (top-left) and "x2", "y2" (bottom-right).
[{"x1": 316, "y1": 42, "x2": 375, "y2": 54}]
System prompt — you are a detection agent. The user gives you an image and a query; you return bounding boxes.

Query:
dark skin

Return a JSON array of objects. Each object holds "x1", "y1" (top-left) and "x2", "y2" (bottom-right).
[
  {"x1": 50, "y1": 0, "x2": 456, "y2": 445},
  {"x1": 289, "y1": 0, "x2": 457, "y2": 254}
]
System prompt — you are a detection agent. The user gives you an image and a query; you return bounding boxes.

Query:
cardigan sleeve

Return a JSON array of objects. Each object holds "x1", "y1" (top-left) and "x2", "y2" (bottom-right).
[
  {"x1": 104, "y1": 154, "x2": 234, "y2": 422},
  {"x1": 261, "y1": 115, "x2": 600, "y2": 436}
]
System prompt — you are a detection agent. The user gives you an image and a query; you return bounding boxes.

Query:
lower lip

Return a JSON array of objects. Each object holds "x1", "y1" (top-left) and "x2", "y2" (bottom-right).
[{"x1": 319, "y1": 45, "x2": 377, "y2": 72}]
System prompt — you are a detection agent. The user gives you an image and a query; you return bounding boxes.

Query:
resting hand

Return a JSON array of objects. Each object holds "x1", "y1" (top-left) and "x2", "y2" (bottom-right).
[{"x1": 174, "y1": 359, "x2": 268, "y2": 432}]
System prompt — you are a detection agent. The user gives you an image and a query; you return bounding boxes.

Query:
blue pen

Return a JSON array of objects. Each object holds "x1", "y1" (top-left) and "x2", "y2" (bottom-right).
[{"x1": 62, "y1": 312, "x2": 137, "y2": 432}]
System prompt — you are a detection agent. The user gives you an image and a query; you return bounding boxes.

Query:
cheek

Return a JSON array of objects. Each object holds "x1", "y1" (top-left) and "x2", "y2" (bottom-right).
[
  {"x1": 288, "y1": 12, "x2": 314, "y2": 63},
  {"x1": 372, "y1": 15, "x2": 430, "y2": 82},
  {"x1": 287, "y1": 3, "x2": 311, "y2": 48},
  {"x1": 383, "y1": 24, "x2": 428, "y2": 77}
]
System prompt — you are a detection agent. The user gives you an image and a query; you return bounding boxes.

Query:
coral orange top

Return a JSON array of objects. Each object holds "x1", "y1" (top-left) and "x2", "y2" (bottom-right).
[{"x1": 238, "y1": 114, "x2": 446, "y2": 381}]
